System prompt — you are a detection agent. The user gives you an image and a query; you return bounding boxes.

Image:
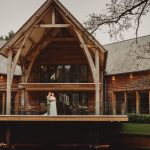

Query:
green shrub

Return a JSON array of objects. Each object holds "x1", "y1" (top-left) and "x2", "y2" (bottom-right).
[{"x1": 128, "y1": 113, "x2": 150, "y2": 123}]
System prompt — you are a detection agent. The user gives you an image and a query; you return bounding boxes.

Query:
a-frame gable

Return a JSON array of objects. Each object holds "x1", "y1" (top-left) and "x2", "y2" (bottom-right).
[
  {"x1": 0, "y1": 0, "x2": 107, "y2": 67},
  {"x1": 0, "y1": 0, "x2": 107, "y2": 115}
]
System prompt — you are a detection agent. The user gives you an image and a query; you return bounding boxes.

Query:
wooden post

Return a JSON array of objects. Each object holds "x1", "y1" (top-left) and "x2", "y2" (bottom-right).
[
  {"x1": 6, "y1": 50, "x2": 12, "y2": 115},
  {"x1": 124, "y1": 92, "x2": 127, "y2": 114},
  {"x1": 112, "y1": 92, "x2": 116, "y2": 115},
  {"x1": 20, "y1": 66, "x2": 26, "y2": 114},
  {"x1": 148, "y1": 91, "x2": 150, "y2": 114},
  {"x1": 2, "y1": 92, "x2": 6, "y2": 115},
  {"x1": 136, "y1": 91, "x2": 140, "y2": 114},
  {"x1": 95, "y1": 49, "x2": 100, "y2": 115},
  {"x1": 5, "y1": 128, "x2": 11, "y2": 145},
  {"x1": 10, "y1": 29, "x2": 33, "y2": 85},
  {"x1": 52, "y1": 7, "x2": 55, "y2": 24},
  {"x1": 14, "y1": 92, "x2": 20, "y2": 115},
  {"x1": 100, "y1": 68, "x2": 104, "y2": 115}
]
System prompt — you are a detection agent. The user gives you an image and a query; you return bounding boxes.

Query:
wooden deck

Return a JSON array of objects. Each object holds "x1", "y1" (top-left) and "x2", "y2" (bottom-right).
[{"x1": 0, "y1": 115, "x2": 128, "y2": 122}]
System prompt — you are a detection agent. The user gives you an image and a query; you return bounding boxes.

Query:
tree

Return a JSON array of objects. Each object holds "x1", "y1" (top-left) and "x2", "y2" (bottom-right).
[
  {"x1": 85, "y1": 0, "x2": 150, "y2": 40},
  {"x1": 0, "y1": 30, "x2": 15, "y2": 41}
]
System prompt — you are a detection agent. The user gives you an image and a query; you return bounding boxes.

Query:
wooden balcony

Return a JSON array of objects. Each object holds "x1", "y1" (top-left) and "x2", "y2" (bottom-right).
[
  {"x1": 19, "y1": 83, "x2": 101, "y2": 91},
  {"x1": 0, "y1": 115, "x2": 128, "y2": 122}
]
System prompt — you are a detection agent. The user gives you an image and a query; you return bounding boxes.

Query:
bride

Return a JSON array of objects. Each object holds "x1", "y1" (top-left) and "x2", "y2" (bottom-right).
[{"x1": 47, "y1": 92, "x2": 57, "y2": 116}]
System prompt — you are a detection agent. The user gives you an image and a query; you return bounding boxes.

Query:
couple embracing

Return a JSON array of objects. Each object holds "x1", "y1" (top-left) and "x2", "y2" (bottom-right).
[{"x1": 47, "y1": 92, "x2": 57, "y2": 116}]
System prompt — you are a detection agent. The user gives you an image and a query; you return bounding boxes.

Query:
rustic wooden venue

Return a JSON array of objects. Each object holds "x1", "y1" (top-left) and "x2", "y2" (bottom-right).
[
  {"x1": 1, "y1": 0, "x2": 150, "y2": 118},
  {"x1": 0, "y1": 0, "x2": 107, "y2": 117},
  {"x1": 2, "y1": 0, "x2": 150, "y2": 149}
]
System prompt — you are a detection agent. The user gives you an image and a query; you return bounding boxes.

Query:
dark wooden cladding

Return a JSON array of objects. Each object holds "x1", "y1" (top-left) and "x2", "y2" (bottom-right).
[
  {"x1": 105, "y1": 71, "x2": 150, "y2": 113},
  {"x1": 19, "y1": 83, "x2": 101, "y2": 91},
  {"x1": 35, "y1": 45, "x2": 87, "y2": 65}
]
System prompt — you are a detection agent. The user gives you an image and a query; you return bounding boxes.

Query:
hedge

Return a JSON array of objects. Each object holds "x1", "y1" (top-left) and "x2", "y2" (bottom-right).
[{"x1": 128, "y1": 113, "x2": 150, "y2": 123}]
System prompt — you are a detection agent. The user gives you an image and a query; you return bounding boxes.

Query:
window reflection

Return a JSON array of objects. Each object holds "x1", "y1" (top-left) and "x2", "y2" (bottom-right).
[{"x1": 40, "y1": 65, "x2": 88, "y2": 83}]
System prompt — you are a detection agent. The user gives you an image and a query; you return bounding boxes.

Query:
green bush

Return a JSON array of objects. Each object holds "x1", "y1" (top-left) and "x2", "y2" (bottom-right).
[{"x1": 128, "y1": 113, "x2": 150, "y2": 123}]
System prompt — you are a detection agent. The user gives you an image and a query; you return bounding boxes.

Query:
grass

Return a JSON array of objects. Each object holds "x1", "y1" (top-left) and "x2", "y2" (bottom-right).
[{"x1": 119, "y1": 123, "x2": 150, "y2": 135}]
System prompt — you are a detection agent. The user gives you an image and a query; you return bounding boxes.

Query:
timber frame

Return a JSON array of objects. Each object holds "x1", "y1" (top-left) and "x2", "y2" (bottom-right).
[{"x1": 0, "y1": 0, "x2": 107, "y2": 115}]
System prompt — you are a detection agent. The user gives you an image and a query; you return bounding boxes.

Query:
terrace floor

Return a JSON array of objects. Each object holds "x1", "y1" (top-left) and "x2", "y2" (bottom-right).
[{"x1": 0, "y1": 115, "x2": 128, "y2": 122}]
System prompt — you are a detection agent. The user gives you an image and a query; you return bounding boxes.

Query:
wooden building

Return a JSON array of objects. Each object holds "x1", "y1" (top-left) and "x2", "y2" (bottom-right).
[
  {"x1": 0, "y1": 1, "x2": 150, "y2": 117},
  {"x1": 105, "y1": 35, "x2": 150, "y2": 115},
  {"x1": 0, "y1": 0, "x2": 107, "y2": 115}
]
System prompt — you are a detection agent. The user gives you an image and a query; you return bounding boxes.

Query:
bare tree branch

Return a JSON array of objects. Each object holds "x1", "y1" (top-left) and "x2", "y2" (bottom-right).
[{"x1": 85, "y1": 0, "x2": 150, "y2": 40}]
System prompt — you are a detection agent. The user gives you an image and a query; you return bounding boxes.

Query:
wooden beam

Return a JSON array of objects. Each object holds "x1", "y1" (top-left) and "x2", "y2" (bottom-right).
[
  {"x1": 35, "y1": 24, "x2": 70, "y2": 28},
  {"x1": 0, "y1": 115, "x2": 128, "y2": 122},
  {"x1": 25, "y1": 30, "x2": 49, "y2": 81},
  {"x1": 95, "y1": 49, "x2": 100, "y2": 115},
  {"x1": 10, "y1": 29, "x2": 33, "y2": 84},
  {"x1": 136, "y1": 91, "x2": 140, "y2": 114},
  {"x1": 112, "y1": 92, "x2": 116, "y2": 115},
  {"x1": 2, "y1": 92, "x2": 5, "y2": 115},
  {"x1": 6, "y1": 50, "x2": 12, "y2": 115},
  {"x1": 50, "y1": 37, "x2": 77, "y2": 42},
  {"x1": 124, "y1": 92, "x2": 127, "y2": 114},
  {"x1": 74, "y1": 29, "x2": 96, "y2": 83},
  {"x1": 52, "y1": 7, "x2": 56, "y2": 24},
  {"x1": 24, "y1": 48, "x2": 40, "y2": 82},
  {"x1": 149, "y1": 91, "x2": 150, "y2": 114},
  {"x1": 5, "y1": 128, "x2": 11, "y2": 145},
  {"x1": 19, "y1": 83, "x2": 97, "y2": 91},
  {"x1": 28, "y1": 37, "x2": 36, "y2": 45},
  {"x1": 14, "y1": 92, "x2": 20, "y2": 115}
]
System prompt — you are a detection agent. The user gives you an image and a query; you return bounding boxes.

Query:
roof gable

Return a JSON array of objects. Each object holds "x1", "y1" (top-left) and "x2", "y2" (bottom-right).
[{"x1": 0, "y1": 0, "x2": 107, "y2": 67}]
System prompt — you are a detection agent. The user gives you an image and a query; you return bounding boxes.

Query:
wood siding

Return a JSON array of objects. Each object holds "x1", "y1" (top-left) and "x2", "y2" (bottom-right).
[{"x1": 105, "y1": 71, "x2": 150, "y2": 114}]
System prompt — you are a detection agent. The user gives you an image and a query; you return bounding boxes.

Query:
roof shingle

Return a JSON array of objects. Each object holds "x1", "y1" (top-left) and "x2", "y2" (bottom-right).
[{"x1": 104, "y1": 35, "x2": 150, "y2": 75}]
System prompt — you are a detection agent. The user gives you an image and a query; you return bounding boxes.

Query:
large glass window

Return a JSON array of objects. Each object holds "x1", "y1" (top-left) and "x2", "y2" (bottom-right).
[
  {"x1": 139, "y1": 91, "x2": 149, "y2": 114},
  {"x1": 33, "y1": 92, "x2": 89, "y2": 115},
  {"x1": 116, "y1": 92, "x2": 125, "y2": 115},
  {"x1": 127, "y1": 92, "x2": 136, "y2": 113},
  {"x1": 40, "y1": 65, "x2": 88, "y2": 83}
]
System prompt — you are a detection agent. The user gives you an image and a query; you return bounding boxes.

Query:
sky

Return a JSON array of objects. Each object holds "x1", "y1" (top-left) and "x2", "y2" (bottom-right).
[{"x1": 0, "y1": 0, "x2": 150, "y2": 45}]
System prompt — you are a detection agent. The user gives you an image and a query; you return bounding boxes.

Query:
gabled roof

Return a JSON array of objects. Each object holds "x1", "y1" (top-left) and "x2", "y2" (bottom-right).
[
  {"x1": 0, "y1": 40, "x2": 21, "y2": 75},
  {"x1": 0, "y1": 0, "x2": 107, "y2": 68},
  {"x1": 105, "y1": 35, "x2": 150, "y2": 75}
]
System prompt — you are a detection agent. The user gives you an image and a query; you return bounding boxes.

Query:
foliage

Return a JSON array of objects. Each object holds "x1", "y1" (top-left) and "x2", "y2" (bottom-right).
[
  {"x1": 120, "y1": 123, "x2": 150, "y2": 135},
  {"x1": 128, "y1": 113, "x2": 150, "y2": 123},
  {"x1": 85, "y1": 0, "x2": 150, "y2": 40},
  {"x1": 0, "y1": 30, "x2": 15, "y2": 41}
]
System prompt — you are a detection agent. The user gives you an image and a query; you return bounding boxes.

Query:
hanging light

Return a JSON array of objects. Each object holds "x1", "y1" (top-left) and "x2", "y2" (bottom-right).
[
  {"x1": 0, "y1": 75, "x2": 4, "y2": 80},
  {"x1": 130, "y1": 74, "x2": 133, "y2": 79},
  {"x1": 112, "y1": 76, "x2": 115, "y2": 81}
]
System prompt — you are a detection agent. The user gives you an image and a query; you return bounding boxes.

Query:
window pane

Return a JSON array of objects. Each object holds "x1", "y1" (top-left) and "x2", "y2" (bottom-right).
[
  {"x1": 116, "y1": 92, "x2": 125, "y2": 115},
  {"x1": 40, "y1": 65, "x2": 88, "y2": 83},
  {"x1": 127, "y1": 92, "x2": 136, "y2": 113},
  {"x1": 140, "y1": 91, "x2": 149, "y2": 114}
]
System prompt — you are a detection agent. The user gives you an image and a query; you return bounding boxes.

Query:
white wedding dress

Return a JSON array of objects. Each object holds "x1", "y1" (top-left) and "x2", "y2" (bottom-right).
[{"x1": 50, "y1": 100, "x2": 57, "y2": 116}]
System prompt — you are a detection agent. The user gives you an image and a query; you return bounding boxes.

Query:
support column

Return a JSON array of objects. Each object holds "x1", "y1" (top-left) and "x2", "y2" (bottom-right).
[
  {"x1": 2, "y1": 92, "x2": 6, "y2": 114},
  {"x1": 95, "y1": 49, "x2": 100, "y2": 115},
  {"x1": 5, "y1": 128, "x2": 11, "y2": 145},
  {"x1": 112, "y1": 92, "x2": 116, "y2": 115},
  {"x1": 14, "y1": 92, "x2": 20, "y2": 115},
  {"x1": 20, "y1": 66, "x2": 26, "y2": 114},
  {"x1": 148, "y1": 91, "x2": 150, "y2": 114},
  {"x1": 124, "y1": 92, "x2": 127, "y2": 114},
  {"x1": 136, "y1": 91, "x2": 140, "y2": 114},
  {"x1": 6, "y1": 50, "x2": 12, "y2": 115}
]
